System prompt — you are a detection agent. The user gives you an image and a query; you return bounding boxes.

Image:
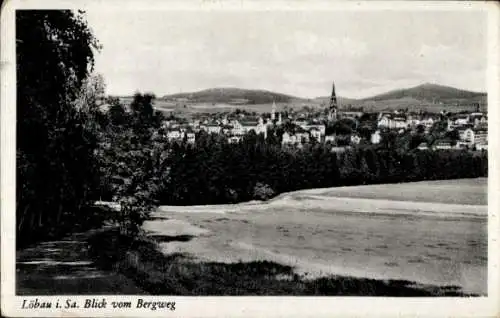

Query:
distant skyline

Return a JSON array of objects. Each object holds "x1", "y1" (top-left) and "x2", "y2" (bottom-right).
[{"x1": 84, "y1": 8, "x2": 487, "y2": 99}]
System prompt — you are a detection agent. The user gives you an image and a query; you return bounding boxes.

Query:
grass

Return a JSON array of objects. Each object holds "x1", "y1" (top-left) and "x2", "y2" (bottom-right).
[{"x1": 87, "y1": 228, "x2": 476, "y2": 296}]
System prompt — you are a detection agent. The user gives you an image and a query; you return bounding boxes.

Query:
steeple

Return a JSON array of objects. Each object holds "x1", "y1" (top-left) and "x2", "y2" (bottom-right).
[
  {"x1": 328, "y1": 81, "x2": 338, "y2": 121},
  {"x1": 271, "y1": 100, "x2": 276, "y2": 121}
]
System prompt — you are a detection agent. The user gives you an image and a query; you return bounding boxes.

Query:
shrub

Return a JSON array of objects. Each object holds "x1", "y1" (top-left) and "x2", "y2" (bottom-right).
[{"x1": 253, "y1": 182, "x2": 275, "y2": 201}]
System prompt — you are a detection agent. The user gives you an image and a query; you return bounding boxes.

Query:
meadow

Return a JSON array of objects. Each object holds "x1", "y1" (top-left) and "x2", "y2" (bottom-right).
[{"x1": 138, "y1": 178, "x2": 487, "y2": 295}]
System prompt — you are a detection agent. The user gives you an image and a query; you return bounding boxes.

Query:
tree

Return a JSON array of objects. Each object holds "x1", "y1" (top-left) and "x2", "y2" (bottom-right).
[
  {"x1": 108, "y1": 100, "x2": 128, "y2": 126},
  {"x1": 16, "y1": 10, "x2": 101, "y2": 246},
  {"x1": 445, "y1": 129, "x2": 460, "y2": 141}
]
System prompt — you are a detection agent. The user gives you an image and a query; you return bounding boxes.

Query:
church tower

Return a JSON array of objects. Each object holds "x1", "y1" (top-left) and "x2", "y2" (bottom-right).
[{"x1": 328, "y1": 81, "x2": 338, "y2": 121}]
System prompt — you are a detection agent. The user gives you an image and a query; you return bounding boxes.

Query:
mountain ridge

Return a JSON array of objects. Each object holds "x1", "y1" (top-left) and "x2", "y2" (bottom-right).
[
  {"x1": 161, "y1": 83, "x2": 486, "y2": 105},
  {"x1": 162, "y1": 87, "x2": 304, "y2": 104}
]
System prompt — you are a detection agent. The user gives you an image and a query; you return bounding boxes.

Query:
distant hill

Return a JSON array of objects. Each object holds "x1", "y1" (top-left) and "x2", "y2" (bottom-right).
[
  {"x1": 162, "y1": 87, "x2": 304, "y2": 105},
  {"x1": 362, "y1": 83, "x2": 486, "y2": 104},
  {"x1": 122, "y1": 83, "x2": 486, "y2": 113}
]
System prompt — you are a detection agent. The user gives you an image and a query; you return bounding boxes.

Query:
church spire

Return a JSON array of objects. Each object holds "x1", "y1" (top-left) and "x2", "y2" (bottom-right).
[{"x1": 328, "y1": 81, "x2": 338, "y2": 121}]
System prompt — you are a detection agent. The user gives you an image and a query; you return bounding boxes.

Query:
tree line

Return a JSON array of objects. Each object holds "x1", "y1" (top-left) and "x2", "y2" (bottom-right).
[{"x1": 150, "y1": 131, "x2": 487, "y2": 206}]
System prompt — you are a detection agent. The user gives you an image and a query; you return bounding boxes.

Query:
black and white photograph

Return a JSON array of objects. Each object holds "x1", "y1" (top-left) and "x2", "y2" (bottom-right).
[{"x1": 1, "y1": 1, "x2": 499, "y2": 317}]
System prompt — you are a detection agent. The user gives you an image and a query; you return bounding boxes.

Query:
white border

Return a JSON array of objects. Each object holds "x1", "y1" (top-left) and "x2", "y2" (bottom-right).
[{"x1": 1, "y1": 1, "x2": 499, "y2": 317}]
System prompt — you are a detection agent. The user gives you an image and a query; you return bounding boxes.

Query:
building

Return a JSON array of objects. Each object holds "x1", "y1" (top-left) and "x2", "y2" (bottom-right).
[
  {"x1": 331, "y1": 146, "x2": 349, "y2": 153},
  {"x1": 350, "y1": 134, "x2": 361, "y2": 145},
  {"x1": 370, "y1": 130, "x2": 382, "y2": 144},
  {"x1": 406, "y1": 115, "x2": 421, "y2": 127},
  {"x1": 186, "y1": 132, "x2": 196, "y2": 144},
  {"x1": 328, "y1": 81, "x2": 338, "y2": 121},
  {"x1": 473, "y1": 128, "x2": 488, "y2": 145},
  {"x1": 458, "y1": 127, "x2": 474, "y2": 144},
  {"x1": 230, "y1": 120, "x2": 245, "y2": 136},
  {"x1": 228, "y1": 136, "x2": 242, "y2": 144},
  {"x1": 433, "y1": 141, "x2": 453, "y2": 150},
  {"x1": 454, "y1": 115, "x2": 469, "y2": 126},
  {"x1": 470, "y1": 113, "x2": 487, "y2": 127},
  {"x1": 256, "y1": 117, "x2": 268, "y2": 138},
  {"x1": 167, "y1": 130, "x2": 183, "y2": 141},
  {"x1": 417, "y1": 142, "x2": 429, "y2": 150},
  {"x1": 310, "y1": 128, "x2": 322, "y2": 141},
  {"x1": 476, "y1": 143, "x2": 488, "y2": 151},
  {"x1": 455, "y1": 141, "x2": 469, "y2": 150},
  {"x1": 205, "y1": 123, "x2": 221, "y2": 134},
  {"x1": 420, "y1": 117, "x2": 435, "y2": 129},
  {"x1": 458, "y1": 127, "x2": 487, "y2": 146},
  {"x1": 295, "y1": 132, "x2": 310, "y2": 143},
  {"x1": 294, "y1": 119, "x2": 309, "y2": 127},
  {"x1": 341, "y1": 111, "x2": 363, "y2": 120},
  {"x1": 303, "y1": 124, "x2": 326, "y2": 136},
  {"x1": 282, "y1": 132, "x2": 296, "y2": 145},
  {"x1": 240, "y1": 120, "x2": 258, "y2": 134},
  {"x1": 324, "y1": 135, "x2": 336, "y2": 143},
  {"x1": 377, "y1": 115, "x2": 408, "y2": 130}
]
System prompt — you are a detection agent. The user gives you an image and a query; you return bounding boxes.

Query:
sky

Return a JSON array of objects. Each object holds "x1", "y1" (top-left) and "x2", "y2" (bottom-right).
[{"x1": 84, "y1": 8, "x2": 487, "y2": 99}]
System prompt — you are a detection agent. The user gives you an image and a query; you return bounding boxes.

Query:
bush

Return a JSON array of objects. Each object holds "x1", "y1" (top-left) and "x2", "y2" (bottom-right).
[{"x1": 253, "y1": 182, "x2": 275, "y2": 201}]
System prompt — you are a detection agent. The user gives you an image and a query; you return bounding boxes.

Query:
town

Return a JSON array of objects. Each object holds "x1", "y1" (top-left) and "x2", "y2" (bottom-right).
[{"x1": 151, "y1": 82, "x2": 488, "y2": 152}]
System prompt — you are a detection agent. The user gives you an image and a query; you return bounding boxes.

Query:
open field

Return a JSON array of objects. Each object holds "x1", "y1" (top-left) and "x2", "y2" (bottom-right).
[
  {"x1": 126, "y1": 98, "x2": 482, "y2": 115},
  {"x1": 143, "y1": 178, "x2": 487, "y2": 295}
]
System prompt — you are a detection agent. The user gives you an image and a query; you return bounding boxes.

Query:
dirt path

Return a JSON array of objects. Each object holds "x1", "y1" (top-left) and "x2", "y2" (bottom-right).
[{"x1": 16, "y1": 227, "x2": 146, "y2": 295}]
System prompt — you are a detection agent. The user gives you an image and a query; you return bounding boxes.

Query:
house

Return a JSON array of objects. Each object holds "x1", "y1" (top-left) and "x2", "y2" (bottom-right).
[
  {"x1": 417, "y1": 142, "x2": 429, "y2": 150},
  {"x1": 378, "y1": 112, "x2": 393, "y2": 121},
  {"x1": 377, "y1": 115, "x2": 408, "y2": 130},
  {"x1": 230, "y1": 120, "x2": 245, "y2": 136},
  {"x1": 309, "y1": 128, "x2": 322, "y2": 141},
  {"x1": 303, "y1": 124, "x2": 326, "y2": 136},
  {"x1": 221, "y1": 124, "x2": 233, "y2": 135},
  {"x1": 255, "y1": 117, "x2": 268, "y2": 137},
  {"x1": 476, "y1": 143, "x2": 488, "y2": 151},
  {"x1": 282, "y1": 132, "x2": 296, "y2": 145},
  {"x1": 458, "y1": 127, "x2": 474, "y2": 144},
  {"x1": 167, "y1": 130, "x2": 184, "y2": 141},
  {"x1": 370, "y1": 130, "x2": 382, "y2": 144},
  {"x1": 350, "y1": 134, "x2": 361, "y2": 145},
  {"x1": 341, "y1": 111, "x2": 363, "y2": 119},
  {"x1": 228, "y1": 136, "x2": 242, "y2": 144},
  {"x1": 324, "y1": 135, "x2": 336, "y2": 143},
  {"x1": 294, "y1": 120, "x2": 309, "y2": 127},
  {"x1": 433, "y1": 140, "x2": 453, "y2": 150},
  {"x1": 295, "y1": 132, "x2": 310, "y2": 143},
  {"x1": 331, "y1": 146, "x2": 350, "y2": 153},
  {"x1": 186, "y1": 132, "x2": 196, "y2": 144},
  {"x1": 240, "y1": 120, "x2": 258, "y2": 133},
  {"x1": 420, "y1": 117, "x2": 435, "y2": 128},
  {"x1": 458, "y1": 127, "x2": 487, "y2": 145},
  {"x1": 406, "y1": 115, "x2": 421, "y2": 127},
  {"x1": 206, "y1": 124, "x2": 221, "y2": 134},
  {"x1": 454, "y1": 115, "x2": 469, "y2": 126},
  {"x1": 470, "y1": 113, "x2": 487, "y2": 127},
  {"x1": 473, "y1": 128, "x2": 487, "y2": 145},
  {"x1": 455, "y1": 141, "x2": 469, "y2": 150}
]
